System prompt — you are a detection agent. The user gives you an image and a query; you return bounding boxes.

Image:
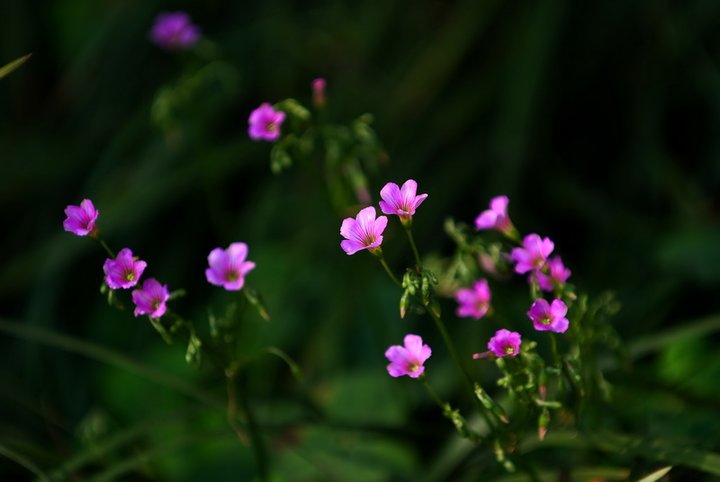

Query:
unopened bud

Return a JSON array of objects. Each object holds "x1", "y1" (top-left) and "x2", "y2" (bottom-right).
[{"x1": 312, "y1": 78, "x2": 326, "y2": 108}]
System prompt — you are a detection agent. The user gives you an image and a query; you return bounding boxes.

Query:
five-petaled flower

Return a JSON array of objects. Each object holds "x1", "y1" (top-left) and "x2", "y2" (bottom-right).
[
  {"x1": 149, "y1": 12, "x2": 200, "y2": 50},
  {"x1": 132, "y1": 278, "x2": 170, "y2": 319},
  {"x1": 455, "y1": 279, "x2": 492, "y2": 320},
  {"x1": 474, "y1": 195, "x2": 515, "y2": 236},
  {"x1": 532, "y1": 256, "x2": 571, "y2": 292},
  {"x1": 385, "y1": 334, "x2": 432, "y2": 378},
  {"x1": 340, "y1": 206, "x2": 388, "y2": 255},
  {"x1": 487, "y1": 329, "x2": 522, "y2": 358},
  {"x1": 248, "y1": 103, "x2": 286, "y2": 141},
  {"x1": 511, "y1": 234, "x2": 554, "y2": 274},
  {"x1": 103, "y1": 248, "x2": 147, "y2": 290},
  {"x1": 527, "y1": 298, "x2": 569, "y2": 333},
  {"x1": 63, "y1": 199, "x2": 99, "y2": 237},
  {"x1": 205, "y1": 242, "x2": 256, "y2": 291},
  {"x1": 379, "y1": 179, "x2": 428, "y2": 223}
]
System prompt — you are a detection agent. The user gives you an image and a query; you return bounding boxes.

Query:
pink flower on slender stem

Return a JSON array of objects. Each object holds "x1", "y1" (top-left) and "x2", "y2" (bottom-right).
[
  {"x1": 132, "y1": 278, "x2": 170, "y2": 318},
  {"x1": 248, "y1": 103, "x2": 286, "y2": 141},
  {"x1": 532, "y1": 256, "x2": 572, "y2": 291},
  {"x1": 103, "y1": 248, "x2": 147, "y2": 290},
  {"x1": 340, "y1": 206, "x2": 388, "y2": 255},
  {"x1": 385, "y1": 334, "x2": 432, "y2": 378},
  {"x1": 63, "y1": 199, "x2": 99, "y2": 237},
  {"x1": 149, "y1": 12, "x2": 200, "y2": 50},
  {"x1": 527, "y1": 299, "x2": 569, "y2": 333},
  {"x1": 455, "y1": 279, "x2": 492, "y2": 320},
  {"x1": 312, "y1": 78, "x2": 326, "y2": 107},
  {"x1": 205, "y1": 242, "x2": 256, "y2": 291},
  {"x1": 487, "y1": 329, "x2": 522, "y2": 358},
  {"x1": 511, "y1": 234, "x2": 554, "y2": 274},
  {"x1": 474, "y1": 195, "x2": 516, "y2": 237},
  {"x1": 379, "y1": 179, "x2": 428, "y2": 223}
]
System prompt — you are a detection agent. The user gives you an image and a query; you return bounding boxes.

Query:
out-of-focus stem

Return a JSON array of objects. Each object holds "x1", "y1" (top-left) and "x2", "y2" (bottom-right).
[
  {"x1": 226, "y1": 370, "x2": 269, "y2": 481},
  {"x1": 95, "y1": 238, "x2": 115, "y2": 258}
]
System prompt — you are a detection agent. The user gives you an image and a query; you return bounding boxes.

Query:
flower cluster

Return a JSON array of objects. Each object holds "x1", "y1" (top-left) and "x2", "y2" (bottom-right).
[
  {"x1": 64, "y1": 200, "x2": 257, "y2": 321},
  {"x1": 339, "y1": 179, "x2": 428, "y2": 255}
]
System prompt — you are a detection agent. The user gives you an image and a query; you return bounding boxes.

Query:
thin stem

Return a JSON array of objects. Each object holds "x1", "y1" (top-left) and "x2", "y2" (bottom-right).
[
  {"x1": 225, "y1": 372, "x2": 249, "y2": 444},
  {"x1": 95, "y1": 237, "x2": 115, "y2": 258},
  {"x1": 376, "y1": 257, "x2": 402, "y2": 287},
  {"x1": 404, "y1": 226, "x2": 423, "y2": 269},
  {"x1": 420, "y1": 375, "x2": 445, "y2": 410},
  {"x1": 423, "y1": 302, "x2": 498, "y2": 430},
  {"x1": 234, "y1": 373, "x2": 270, "y2": 481},
  {"x1": 549, "y1": 333, "x2": 561, "y2": 368}
]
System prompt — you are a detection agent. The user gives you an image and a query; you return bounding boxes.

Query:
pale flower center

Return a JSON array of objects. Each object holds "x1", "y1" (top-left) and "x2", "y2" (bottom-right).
[
  {"x1": 504, "y1": 345, "x2": 514, "y2": 355},
  {"x1": 266, "y1": 121, "x2": 277, "y2": 132},
  {"x1": 124, "y1": 270, "x2": 135, "y2": 282},
  {"x1": 408, "y1": 362, "x2": 420, "y2": 372},
  {"x1": 541, "y1": 315, "x2": 552, "y2": 326}
]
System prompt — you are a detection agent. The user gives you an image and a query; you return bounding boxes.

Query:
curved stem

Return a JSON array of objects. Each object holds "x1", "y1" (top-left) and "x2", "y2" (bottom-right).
[
  {"x1": 376, "y1": 257, "x2": 402, "y2": 287},
  {"x1": 95, "y1": 238, "x2": 115, "y2": 258}
]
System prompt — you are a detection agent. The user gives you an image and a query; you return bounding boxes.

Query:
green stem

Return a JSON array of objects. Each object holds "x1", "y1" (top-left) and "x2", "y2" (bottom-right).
[
  {"x1": 229, "y1": 372, "x2": 270, "y2": 481},
  {"x1": 404, "y1": 226, "x2": 423, "y2": 269},
  {"x1": 376, "y1": 256, "x2": 402, "y2": 287},
  {"x1": 423, "y1": 302, "x2": 497, "y2": 430},
  {"x1": 420, "y1": 375, "x2": 445, "y2": 410},
  {"x1": 95, "y1": 238, "x2": 115, "y2": 258},
  {"x1": 549, "y1": 333, "x2": 560, "y2": 369}
]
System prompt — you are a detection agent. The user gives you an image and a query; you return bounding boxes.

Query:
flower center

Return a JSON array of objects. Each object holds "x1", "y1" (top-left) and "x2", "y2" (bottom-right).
[
  {"x1": 266, "y1": 122, "x2": 277, "y2": 132},
  {"x1": 541, "y1": 315, "x2": 552, "y2": 326},
  {"x1": 152, "y1": 299, "x2": 162, "y2": 310},
  {"x1": 408, "y1": 362, "x2": 420, "y2": 372},
  {"x1": 226, "y1": 270, "x2": 239, "y2": 282},
  {"x1": 504, "y1": 345, "x2": 515, "y2": 355},
  {"x1": 124, "y1": 270, "x2": 135, "y2": 282}
]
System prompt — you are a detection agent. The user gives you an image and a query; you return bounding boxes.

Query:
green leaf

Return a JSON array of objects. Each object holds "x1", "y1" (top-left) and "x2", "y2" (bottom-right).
[{"x1": 0, "y1": 54, "x2": 31, "y2": 79}]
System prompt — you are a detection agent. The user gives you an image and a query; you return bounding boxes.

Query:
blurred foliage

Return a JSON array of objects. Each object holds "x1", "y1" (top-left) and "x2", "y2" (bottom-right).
[{"x1": 2, "y1": 0, "x2": 720, "y2": 480}]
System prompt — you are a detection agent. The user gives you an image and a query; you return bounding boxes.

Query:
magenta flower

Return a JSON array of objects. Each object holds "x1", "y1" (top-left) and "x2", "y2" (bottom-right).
[
  {"x1": 511, "y1": 234, "x2": 554, "y2": 274},
  {"x1": 340, "y1": 206, "x2": 388, "y2": 255},
  {"x1": 205, "y1": 242, "x2": 256, "y2": 291},
  {"x1": 455, "y1": 279, "x2": 492, "y2": 320},
  {"x1": 532, "y1": 256, "x2": 572, "y2": 291},
  {"x1": 385, "y1": 334, "x2": 432, "y2": 378},
  {"x1": 103, "y1": 248, "x2": 147, "y2": 290},
  {"x1": 527, "y1": 298, "x2": 569, "y2": 333},
  {"x1": 487, "y1": 329, "x2": 522, "y2": 358},
  {"x1": 379, "y1": 179, "x2": 429, "y2": 222},
  {"x1": 474, "y1": 195, "x2": 515, "y2": 236},
  {"x1": 149, "y1": 12, "x2": 200, "y2": 50},
  {"x1": 132, "y1": 278, "x2": 170, "y2": 318},
  {"x1": 63, "y1": 199, "x2": 99, "y2": 237},
  {"x1": 248, "y1": 103, "x2": 286, "y2": 141}
]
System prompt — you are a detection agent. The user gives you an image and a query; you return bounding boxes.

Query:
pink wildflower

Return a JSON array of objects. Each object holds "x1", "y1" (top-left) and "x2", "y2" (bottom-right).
[
  {"x1": 149, "y1": 12, "x2": 200, "y2": 50},
  {"x1": 527, "y1": 298, "x2": 569, "y2": 333},
  {"x1": 385, "y1": 334, "x2": 432, "y2": 378},
  {"x1": 511, "y1": 234, "x2": 554, "y2": 274},
  {"x1": 532, "y1": 256, "x2": 571, "y2": 291},
  {"x1": 455, "y1": 279, "x2": 492, "y2": 320},
  {"x1": 340, "y1": 206, "x2": 388, "y2": 255},
  {"x1": 312, "y1": 78, "x2": 326, "y2": 107},
  {"x1": 132, "y1": 278, "x2": 170, "y2": 318},
  {"x1": 248, "y1": 103, "x2": 286, "y2": 141},
  {"x1": 487, "y1": 329, "x2": 522, "y2": 358},
  {"x1": 103, "y1": 248, "x2": 147, "y2": 290},
  {"x1": 474, "y1": 195, "x2": 515, "y2": 236},
  {"x1": 63, "y1": 199, "x2": 99, "y2": 237},
  {"x1": 379, "y1": 179, "x2": 428, "y2": 222},
  {"x1": 205, "y1": 242, "x2": 256, "y2": 291}
]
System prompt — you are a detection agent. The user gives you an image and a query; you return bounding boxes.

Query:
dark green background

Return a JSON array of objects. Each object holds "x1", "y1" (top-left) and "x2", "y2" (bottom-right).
[{"x1": 2, "y1": 1, "x2": 720, "y2": 480}]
